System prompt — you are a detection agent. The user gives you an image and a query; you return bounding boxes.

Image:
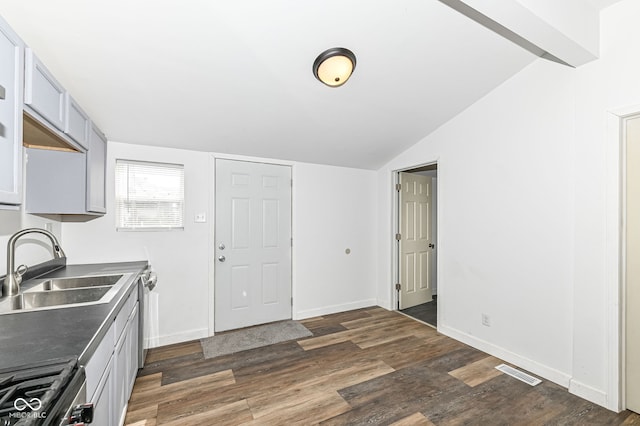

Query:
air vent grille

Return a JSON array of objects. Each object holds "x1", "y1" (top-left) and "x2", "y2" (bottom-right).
[{"x1": 495, "y1": 364, "x2": 541, "y2": 386}]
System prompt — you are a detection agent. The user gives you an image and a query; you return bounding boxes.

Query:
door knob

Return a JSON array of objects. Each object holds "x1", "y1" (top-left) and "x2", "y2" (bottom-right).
[
  {"x1": 428, "y1": 243, "x2": 435, "y2": 248},
  {"x1": 218, "y1": 243, "x2": 225, "y2": 250},
  {"x1": 218, "y1": 255, "x2": 226, "y2": 262}
]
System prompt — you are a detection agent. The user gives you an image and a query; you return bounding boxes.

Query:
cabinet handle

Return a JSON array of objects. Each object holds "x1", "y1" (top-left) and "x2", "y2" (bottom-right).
[{"x1": 0, "y1": 84, "x2": 5, "y2": 100}]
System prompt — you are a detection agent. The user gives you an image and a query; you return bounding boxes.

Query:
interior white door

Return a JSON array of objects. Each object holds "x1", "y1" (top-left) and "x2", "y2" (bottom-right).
[
  {"x1": 399, "y1": 172, "x2": 433, "y2": 310},
  {"x1": 215, "y1": 159, "x2": 292, "y2": 332},
  {"x1": 626, "y1": 116, "x2": 640, "y2": 413},
  {"x1": 430, "y1": 177, "x2": 438, "y2": 295}
]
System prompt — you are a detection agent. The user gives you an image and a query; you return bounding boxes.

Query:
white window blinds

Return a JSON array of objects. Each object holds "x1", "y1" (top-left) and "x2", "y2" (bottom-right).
[{"x1": 115, "y1": 160, "x2": 184, "y2": 230}]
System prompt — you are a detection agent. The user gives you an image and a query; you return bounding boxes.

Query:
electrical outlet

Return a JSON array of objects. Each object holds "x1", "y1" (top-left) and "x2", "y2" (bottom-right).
[{"x1": 482, "y1": 313, "x2": 491, "y2": 327}]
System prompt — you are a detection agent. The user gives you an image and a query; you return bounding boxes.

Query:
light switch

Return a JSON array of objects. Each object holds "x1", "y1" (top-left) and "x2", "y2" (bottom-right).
[{"x1": 195, "y1": 213, "x2": 207, "y2": 223}]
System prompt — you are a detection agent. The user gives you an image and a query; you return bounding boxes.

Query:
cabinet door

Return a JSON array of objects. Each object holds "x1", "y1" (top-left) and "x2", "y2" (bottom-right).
[
  {"x1": 114, "y1": 302, "x2": 139, "y2": 424},
  {"x1": 0, "y1": 18, "x2": 23, "y2": 206},
  {"x1": 127, "y1": 303, "x2": 140, "y2": 396},
  {"x1": 87, "y1": 123, "x2": 107, "y2": 213},
  {"x1": 25, "y1": 148, "x2": 87, "y2": 214},
  {"x1": 91, "y1": 356, "x2": 114, "y2": 426},
  {"x1": 65, "y1": 94, "x2": 89, "y2": 149},
  {"x1": 24, "y1": 48, "x2": 66, "y2": 131},
  {"x1": 114, "y1": 326, "x2": 128, "y2": 425}
]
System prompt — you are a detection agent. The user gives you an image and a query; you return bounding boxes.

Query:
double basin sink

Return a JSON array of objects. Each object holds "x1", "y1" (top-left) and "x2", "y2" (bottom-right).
[{"x1": 0, "y1": 274, "x2": 126, "y2": 315}]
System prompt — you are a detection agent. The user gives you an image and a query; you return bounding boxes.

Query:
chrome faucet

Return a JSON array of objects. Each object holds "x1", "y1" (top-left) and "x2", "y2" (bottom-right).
[{"x1": 3, "y1": 228, "x2": 66, "y2": 298}]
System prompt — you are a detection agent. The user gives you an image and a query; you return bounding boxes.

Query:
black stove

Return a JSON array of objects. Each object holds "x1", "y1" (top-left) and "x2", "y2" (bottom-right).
[{"x1": 0, "y1": 357, "x2": 89, "y2": 426}]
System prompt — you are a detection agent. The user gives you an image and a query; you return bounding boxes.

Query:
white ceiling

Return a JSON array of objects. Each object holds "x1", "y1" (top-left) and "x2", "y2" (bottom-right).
[
  {"x1": 0, "y1": 1, "x2": 552, "y2": 169},
  {"x1": 587, "y1": 0, "x2": 623, "y2": 10}
]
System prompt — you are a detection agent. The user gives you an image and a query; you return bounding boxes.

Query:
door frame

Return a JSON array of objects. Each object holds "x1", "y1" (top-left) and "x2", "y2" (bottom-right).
[
  {"x1": 605, "y1": 105, "x2": 640, "y2": 412},
  {"x1": 392, "y1": 161, "x2": 440, "y2": 320},
  {"x1": 207, "y1": 154, "x2": 294, "y2": 336},
  {"x1": 609, "y1": 106, "x2": 640, "y2": 411}
]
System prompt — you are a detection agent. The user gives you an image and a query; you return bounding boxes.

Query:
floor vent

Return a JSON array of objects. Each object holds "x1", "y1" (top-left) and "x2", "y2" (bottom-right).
[{"x1": 495, "y1": 364, "x2": 541, "y2": 386}]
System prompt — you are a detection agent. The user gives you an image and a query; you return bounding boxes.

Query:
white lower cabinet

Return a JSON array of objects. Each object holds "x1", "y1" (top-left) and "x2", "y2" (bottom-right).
[
  {"x1": 114, "y1": 321, "x2": 128, "y2": 424},
  {"x1": 86, "y1": 288, "x2": 140, "y2": 426},
  {"x1": 115, "y1": 302, "x2": 139, "y2": 424},
  {"x1": 92, "y1": 356, "x2": 114, "y2": 426},
  {"x1": 127, "y1": 305, "x2": 140, "y2": 396}
]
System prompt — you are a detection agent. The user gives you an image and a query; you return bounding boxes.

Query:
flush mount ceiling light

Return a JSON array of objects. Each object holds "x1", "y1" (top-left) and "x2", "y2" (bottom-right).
[{"x1": 313, "y1": 47, "x2": 356, "y2": 87}]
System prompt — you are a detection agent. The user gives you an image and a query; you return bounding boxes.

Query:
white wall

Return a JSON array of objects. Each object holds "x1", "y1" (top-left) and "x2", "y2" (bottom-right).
[
  {"x1": 293, "y1": 162, "x2": 377, "y2": 318},
  {"x1": 61, "y1": 142, "x2": 211, "y2": 346},
  {"x1": 570, "y1": 0, "x2": 640, "y2": 407},
  {"x1": 375, "y1": 0, "x2": 640, "y2": 410},
  {"x1": 378, "y1": 57, "x2": 576, "y2": 384},
  {"x1": 61, "y1": 143, "x2": 378, "y2": 346}
]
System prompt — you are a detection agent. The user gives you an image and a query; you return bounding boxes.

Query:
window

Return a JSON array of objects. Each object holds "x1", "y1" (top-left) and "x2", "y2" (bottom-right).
[{"x1": 115, "y1": 160, "x2": 184, "y2": 230}]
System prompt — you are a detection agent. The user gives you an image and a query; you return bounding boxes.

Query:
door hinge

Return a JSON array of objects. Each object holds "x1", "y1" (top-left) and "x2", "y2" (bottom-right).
[
  {"x1": 291, "y1": 178, "x2": 293, "y2": 187},
  {"x1": 291, "y1": 297, "x2": 293, "y2": 306},
  {"x1": 395, "y1": 183, "x2": 401, "y2": 192},
  {"x1": 395, "y1": 283, "x2": 401, "y2": 291},
  {"x1": 290, "y1": 237, "x2": 293, "y2": 247},
  {"x1": 395, "y1": 233, "x2": 401, "y2": 241}
]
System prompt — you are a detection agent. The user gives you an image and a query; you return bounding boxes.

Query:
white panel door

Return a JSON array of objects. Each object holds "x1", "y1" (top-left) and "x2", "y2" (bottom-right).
[
  {"x1": 626, "y1": 116, "x2": 640, "y2": 413},
  {"x1": 215, "y1": 159, "x2": 292, "y2": 331},
  {"x1": 399, "y1": 172, "x2": 433, "y2": 309}
]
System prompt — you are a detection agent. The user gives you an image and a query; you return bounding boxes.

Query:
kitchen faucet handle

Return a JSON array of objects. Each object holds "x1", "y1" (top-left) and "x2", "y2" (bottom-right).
[{"x1": 14, "y1": 264, "x2": 28, "y2": 286}]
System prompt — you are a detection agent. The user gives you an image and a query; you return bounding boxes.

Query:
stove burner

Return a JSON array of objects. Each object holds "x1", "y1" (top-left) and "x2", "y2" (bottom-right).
[{"x1": 0, "y1": 357, "x2": 78, "y2": 426}]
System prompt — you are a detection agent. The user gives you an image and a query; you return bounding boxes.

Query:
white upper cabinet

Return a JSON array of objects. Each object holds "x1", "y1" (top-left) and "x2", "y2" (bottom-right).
[
  {"x1": 0, "y1": 17, "x2": 24, "y2": 207},
  {"x1": 0, "y1": 14, "x2": 107, "y2": 213},
  {"x1": 65, "y1": 94, "x2": 90, "y2": 150},
  {"x1": 87, "y1": 123, "x2": 107, "y2": 213},
  {"x1": 25, "y1": 131, "x2": 107, "y2": 215},
  {"x1": 24, "y1": 48, "x2": 66, "y2": 131}
]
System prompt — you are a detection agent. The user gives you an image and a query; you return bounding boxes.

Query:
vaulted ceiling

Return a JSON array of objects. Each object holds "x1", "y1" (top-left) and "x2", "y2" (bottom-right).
[{"x1": 0, "y1": 1, "x2": 616, "y2": 169}]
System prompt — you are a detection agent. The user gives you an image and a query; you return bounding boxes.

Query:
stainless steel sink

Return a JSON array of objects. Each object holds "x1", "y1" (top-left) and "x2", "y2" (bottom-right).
[
  {"x1": 0, "y1": 287, "x2": 111, "y2": 314},
  {"x1": 0, "y1": 273, "x2": 130, "y2": 315},
  {"x1": 25, "y1": 274, "x2": 123, "y2": 292}
]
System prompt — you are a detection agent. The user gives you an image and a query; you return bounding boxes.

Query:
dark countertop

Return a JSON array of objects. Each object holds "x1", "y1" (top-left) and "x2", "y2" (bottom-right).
[{"x1": 0, "y1": 261, "x2": 148, "y2": 371}]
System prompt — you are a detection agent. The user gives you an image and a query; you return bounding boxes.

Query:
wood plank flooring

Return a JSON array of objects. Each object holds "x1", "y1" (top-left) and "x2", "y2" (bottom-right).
[{"x1": 125, "y1": 307, "x2": 640, "y2": 425}]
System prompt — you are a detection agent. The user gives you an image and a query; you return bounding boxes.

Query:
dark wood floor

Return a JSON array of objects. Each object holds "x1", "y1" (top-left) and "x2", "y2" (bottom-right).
[
  {"x1": 125, "y1": 307, "x2": 640, "y2": 425},
  {"x1": 401, "y1": 296, "x2": 437, "y2": 327}
]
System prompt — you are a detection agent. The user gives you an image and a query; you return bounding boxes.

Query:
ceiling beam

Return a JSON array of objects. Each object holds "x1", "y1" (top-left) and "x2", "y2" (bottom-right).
[{"x1": 439, "y1": 0, "x2": 599, "y2": 68}]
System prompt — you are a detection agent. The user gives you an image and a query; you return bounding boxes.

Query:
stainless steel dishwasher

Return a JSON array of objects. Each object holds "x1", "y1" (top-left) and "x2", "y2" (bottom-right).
[{"x1": 138, "y1": 267, "x2": 157, "y2": 368}]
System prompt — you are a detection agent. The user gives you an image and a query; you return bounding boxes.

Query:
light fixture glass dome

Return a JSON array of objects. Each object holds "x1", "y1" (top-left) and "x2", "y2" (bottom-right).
[{"x1": 313, "y1": 47, "x2": 356, "y2": 87}]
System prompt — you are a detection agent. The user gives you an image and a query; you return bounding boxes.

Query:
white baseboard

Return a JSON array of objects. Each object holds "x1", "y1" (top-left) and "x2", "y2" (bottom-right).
[
  {"x1": 147, "y1": 327, "x2": 209, "y2": 348},
  {"x1": 294, "y1": 299, "x2": 377, "y2": 320},
  {"x1": 377, "y1": 298, "x2": 392, "y2": 310},
  {"x1": 438, "y1": 324, "x2": 572, "y2": 388},
  {"x1": 569, "y1": 379, "x2": 608, "y2": 409}
]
